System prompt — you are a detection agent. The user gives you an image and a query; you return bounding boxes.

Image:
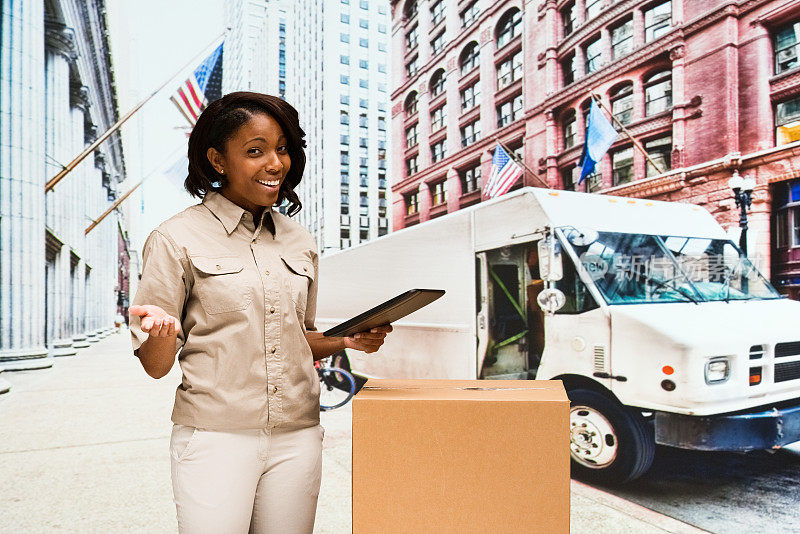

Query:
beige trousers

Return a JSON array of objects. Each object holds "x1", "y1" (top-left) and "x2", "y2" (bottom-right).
[{"x1": 170, "y1": 423, "x2": 324, "y2": 534}]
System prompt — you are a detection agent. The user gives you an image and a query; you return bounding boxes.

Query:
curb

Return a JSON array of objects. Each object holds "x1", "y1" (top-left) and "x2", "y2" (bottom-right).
[{"x1": 571, "y1": 480, "x2": 711, "y2": 533}]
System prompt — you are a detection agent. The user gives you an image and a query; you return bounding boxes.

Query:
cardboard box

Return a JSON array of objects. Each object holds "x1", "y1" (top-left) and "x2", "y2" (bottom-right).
[{"x1": 352, "y1": 379, "x2": 569, "y2": 533}]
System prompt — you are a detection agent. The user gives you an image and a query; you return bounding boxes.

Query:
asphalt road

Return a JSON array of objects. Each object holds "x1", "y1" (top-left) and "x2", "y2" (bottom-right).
[{"x1": 589, "y1": 445, "x2": 800, "y2": 533}]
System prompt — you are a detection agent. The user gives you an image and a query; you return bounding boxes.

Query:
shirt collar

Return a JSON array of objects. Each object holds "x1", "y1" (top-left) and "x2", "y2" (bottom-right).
[{"x1": 202, "y1": 191, "x2": 275, "y2": 236}]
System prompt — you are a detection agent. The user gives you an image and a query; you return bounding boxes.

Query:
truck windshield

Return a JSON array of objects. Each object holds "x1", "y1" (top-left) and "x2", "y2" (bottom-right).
[{"x1": 563, "y1": 230, "x2": 780, "y2": 304}]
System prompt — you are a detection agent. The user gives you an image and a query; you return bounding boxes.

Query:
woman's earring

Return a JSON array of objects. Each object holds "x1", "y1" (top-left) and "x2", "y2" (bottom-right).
[{"x1": 219, "y1": 169, "x2": 225, "y2": 175}]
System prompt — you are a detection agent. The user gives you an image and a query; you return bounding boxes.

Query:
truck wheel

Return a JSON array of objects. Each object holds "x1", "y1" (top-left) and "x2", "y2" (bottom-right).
[{"x1": 568, "y1": 389, "x2": 655, "y2": 484}]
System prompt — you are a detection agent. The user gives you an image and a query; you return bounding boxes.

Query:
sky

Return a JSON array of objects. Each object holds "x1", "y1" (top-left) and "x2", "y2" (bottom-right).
[{"x1": 105, "y1": 0, "x2": 225, "y2": 252}]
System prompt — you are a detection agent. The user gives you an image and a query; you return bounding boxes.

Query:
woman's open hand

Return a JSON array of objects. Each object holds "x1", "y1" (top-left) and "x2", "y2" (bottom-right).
[
  {"x1": 343, "y1": 324, "x2": 393, "y2": 354},
  {"x1": 129, "y1": 305, "x2": 180, "y2": 338}
]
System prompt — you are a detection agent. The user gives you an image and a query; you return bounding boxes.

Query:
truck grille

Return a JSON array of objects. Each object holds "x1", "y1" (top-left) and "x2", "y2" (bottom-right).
[
  {"x1": 775, "y1": 361, "x2": 800, "y2": 383},
  {"x1": 775, "y1": 341, "x2": 800, "y2": 358}
]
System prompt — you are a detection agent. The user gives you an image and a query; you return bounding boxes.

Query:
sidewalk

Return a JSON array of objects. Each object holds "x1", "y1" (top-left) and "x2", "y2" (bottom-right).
[{"x1": 0, "y1": 332, "x2": 706, "y2": 533}]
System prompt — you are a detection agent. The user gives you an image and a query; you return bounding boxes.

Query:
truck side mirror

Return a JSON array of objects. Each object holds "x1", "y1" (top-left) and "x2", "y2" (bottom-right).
[{"x1": 538, "y1": 237, "x2": 563, "y2": 282}]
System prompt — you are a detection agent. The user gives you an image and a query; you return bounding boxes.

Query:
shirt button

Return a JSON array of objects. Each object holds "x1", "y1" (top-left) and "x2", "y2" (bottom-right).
[
  {"x1": 269, "y1": 306, "x2": 276, "y2": 313},
  {"x1": 215, "y1": 264, "x2": 221, "y2": 270},
  {"x1": 264, "y1": 270, "x2": 270, "y2": 276},
  {"x1": 273, "y1": 385, "x2": 278, "y2": 394},
  {"x1": 271, "y1": 346, "x2": 277, "y2": 353},
  {"x1": 303, "y1": 266, "x2": 308, "y2": 272}
]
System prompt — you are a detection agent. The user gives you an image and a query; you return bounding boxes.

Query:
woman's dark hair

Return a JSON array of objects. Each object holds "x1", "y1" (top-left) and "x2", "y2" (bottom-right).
[{"x1": 186, "y1": 91, "x2": 306, "y2": 216}]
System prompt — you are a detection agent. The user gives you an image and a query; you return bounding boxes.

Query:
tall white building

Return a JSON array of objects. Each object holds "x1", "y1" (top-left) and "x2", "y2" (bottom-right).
[
  {"x1": 289, "y1": 0, "x2": 392, "y2": 253},
  {"x1": 223, "y1": 0, "x2": 289, "y2": 99}
]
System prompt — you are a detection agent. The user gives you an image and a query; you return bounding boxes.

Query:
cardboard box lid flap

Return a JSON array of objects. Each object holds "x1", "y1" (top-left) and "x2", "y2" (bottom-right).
[{"x1": 355, "y1": 379, "x2": 568, "y2": 402}]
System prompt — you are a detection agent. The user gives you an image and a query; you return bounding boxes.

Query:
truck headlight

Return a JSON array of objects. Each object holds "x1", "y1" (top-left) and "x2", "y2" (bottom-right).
[{"x1": 705, "y1": 357, "x2": 730, "y2": 384}]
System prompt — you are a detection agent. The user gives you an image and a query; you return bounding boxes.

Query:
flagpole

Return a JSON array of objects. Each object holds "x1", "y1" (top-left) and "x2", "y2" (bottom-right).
[
  {"x1": 85, "y1": 144, "x2": 187, "y2": 235},
  {"x1": 45, "y1": 29, "x2": 227, "y2": 194},
  {"x1": 493, "y1": 137, "x2": 552, "y2": 189},
  {"x1": 590, "y1": 93, "x2": 665, "y2": 175}
]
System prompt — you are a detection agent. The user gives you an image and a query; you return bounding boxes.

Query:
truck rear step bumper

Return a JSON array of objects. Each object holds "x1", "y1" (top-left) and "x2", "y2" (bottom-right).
[{"x1": 654, "y1": 402, "x2": 800, "y2": 451}]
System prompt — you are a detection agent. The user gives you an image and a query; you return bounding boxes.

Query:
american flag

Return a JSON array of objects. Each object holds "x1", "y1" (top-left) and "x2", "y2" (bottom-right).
[
  {"x1": 171, "y1": 43, "x2": 224, "y2": 126},
  {"x1": 484, "y1": 144, "x2": 524, "y2": 198}
]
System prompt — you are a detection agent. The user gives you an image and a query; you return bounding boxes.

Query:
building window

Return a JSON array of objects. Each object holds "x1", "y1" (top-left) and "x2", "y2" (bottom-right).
[
  {"x1": 497, "y1": 94, "x2": 523, "y2": 127},
  {"x1": 359, "y1": 18, "x2": 368, "y2": 29},
  {"x1": 461, "y1": 164, "x2": 481, "y2": 194},
  {"x1": 340, "y1": 151, "x2": 349, "y2": 165},
  {"x1": 581, "y1": 98, "x2": 592, "y2": 129},
  {"x1": 461, "y1": 120, "x2": 481, "y2": 147},
  {"x1": 340, "y1": 55, "x2": 350, "y2": 65},
  {"x1": 359, "y1": 59, "x2": 368, "y2": 69},
  {"x1": 359, "y1": 78, "x2": 368, "y2": 89},
  {"x1": 431, "y1": 105, "x2": 447, "y2": 130},
  {"x1": 405, "y1": 192, "x2": 419, "y2": 215},
  {"x1": 359, "y1": 98, "x2": 368, "y2": 108},
  {"x1": 404, "y1": 0, "x2": 418, "y2": 20},
  {"x1": 644, "y1": 70, "x2": 672, "y2": 116},
  {"x1": 461, "y1": 1, "x2": 480, "y2": 28},
  {"x1": 406, "y1": 25, "x2": 419, "y2": 50},
  {"x1": 430, "y1": 0, "x2": 445, "y2": 25},
  {"x1": 612, "y1": 147, "x2": 634, "y2": 185},
  {"x1": 406, "y1": 156, "x2": 418, "y2": 176},
  {"x1": 644, "y1": 1, "x2": 672, "y2": 43},
  {"x1": 431, "y1": 139, "x2": 447, "y2": 163},
  {"x1": 585, "y1": 37, "x2": 602, "y2": 74},
  {"x1": 460, "y1": 82, "x2": 480, "y2": 111},
  {"x1": 561, "y1": 166, "x2": 577, "y2": 191},
  {"x1": 340, "y1": 94, "x2": 350, "y2": 105},
  {"x1": 611, "y1": 18, "x2": 634, "y2": 60},
  {"x1": 340, "y1": 74, "x2": 349, "y2": 84},
  {"x1": 340, "y1": 33, "x2": 350, "y2": 43},
  {"x1": 406, "y1": 55, "x2": 419, "y2": 77},
  {"x1": 340, "y1": 111, "x2": 349, "y2": 125},
  {"x1": 585, "y1": 0, "x2": 602, "y2": 20},
  {"x1": 562, "y1": 1, "x2": 576, "y2": 37},
  {"x1": 497, "y1": 51, "x2": 522, "y2": 90},
  {"x1": 610, "y1": 82, "x2": 633, "y2": 125},
  {"x1": 431, "y1": 30, "x2": 447, "y2": 56},
  {"x1": 359, "y1": 38, "x2": 368, "y2": 48},
  {"x1": 645, "y1": 136, "x2": 672, "y2": 176},
  {"x1": 430, "y1": 181, "x2": 446, "y2": 205},
  {"x1": 460, "y1": 41, "x2": 480, "y2": 75},
  {"x1": 405, "y1": 91, "x2": 418, "y2": 114},
  {"x1": 562, "y1": 52, "x2": 577, "y2": 86},
  {"x1": 496, "y1": 8, "x2": 522, "y2": 48},
  {"x1": 359, "y1": 0, "x2": 368, "y2": 8},
  {"x1": 776, "y1": 97, "x2": 800, "y2": 145},
  {"x1": 430, "y1": 68, "x2": 446, "y2": 97},
  {"x1": 406, "y1": 124, "x2": 419, "y2": 148},
  {"x1": 562, "y1": 110, "x2": 577, "y2": 149},
  {"x1": 775, "y1": 21, "x2": 800, "y2": 75}
]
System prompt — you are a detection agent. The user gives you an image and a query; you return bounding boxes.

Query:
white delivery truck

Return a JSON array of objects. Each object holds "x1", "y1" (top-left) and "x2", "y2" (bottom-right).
[{"x1": 316, "y1": 187, "x2": 800, "y2": 483}]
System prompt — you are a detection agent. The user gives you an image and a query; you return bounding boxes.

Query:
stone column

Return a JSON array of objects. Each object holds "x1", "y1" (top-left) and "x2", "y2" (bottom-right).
[
  {"x1": 45, "y1": 22, "x2": 78, "y2": 357},
  {"x1": 0, "y1": 0, "x2": 50, "y2": 371},
  {"x1": 445, "y1": 166, "x2": 461, "y2": 213},
  {"x1": 71, "y1": 86, "x2": 90, "y2": 348},
  {"x1": 669, "y1": 45, "x2": 686, "y2": 170}
]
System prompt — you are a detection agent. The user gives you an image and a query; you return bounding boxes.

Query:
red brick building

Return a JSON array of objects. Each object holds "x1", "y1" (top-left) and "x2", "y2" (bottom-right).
[{"x1": 390, "y1": 0, "x2": 800, "y2": 297}]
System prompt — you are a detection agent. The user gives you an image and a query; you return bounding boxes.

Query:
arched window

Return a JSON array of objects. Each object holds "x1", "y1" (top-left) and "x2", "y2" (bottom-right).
[
  {"x1": 430, "y1": 68, "x2": 446, "y2": 97},
  {"x1": 609, "y1": 82, "x2": 634, "y2": 125},
  {"x1": 562, "y1": 109, "x2": 577, "y2": 149},
  {"x1": 404, "y1": 0, "x2": 418, "y2": 21},
  {"x1": 581, "y1": 98, "x2": 592, "y2": 129},
  {"x1": 460, "y1": 41, "x2": 480, "y2": 75},
  {"x1": 644, "y1": 70, "x2": 672, "y2": 116},
  {"x1": 496, "y1": 8, "x2": 522, "y2": 48},
  {"x1": 405, "y1": 91, "x2": 418, "y2": 115}
]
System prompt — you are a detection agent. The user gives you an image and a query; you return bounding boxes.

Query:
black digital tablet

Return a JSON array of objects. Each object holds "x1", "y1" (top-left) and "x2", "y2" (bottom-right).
[{"x1": 322, "y1": 289, "x2": 445, "y2": 338}]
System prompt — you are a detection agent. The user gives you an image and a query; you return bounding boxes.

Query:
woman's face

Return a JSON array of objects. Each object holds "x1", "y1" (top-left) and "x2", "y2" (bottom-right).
[{"x1": 207, "y1": 112, "x2": 291, "y2": 215}]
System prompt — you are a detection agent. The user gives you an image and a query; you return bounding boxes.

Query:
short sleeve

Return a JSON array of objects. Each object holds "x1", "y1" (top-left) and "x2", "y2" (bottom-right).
[
  {"x1": 303, "y1": 249, "x2": 319, "y2": 332},
  {"x1": 130, "y1": 230, "x2": 188, "y2": 357}
]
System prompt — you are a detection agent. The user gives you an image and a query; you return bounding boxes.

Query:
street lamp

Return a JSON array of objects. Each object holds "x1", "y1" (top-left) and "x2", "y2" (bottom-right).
[{"x1": 728, "y1": 170, "x2": 755, "y2": 256}]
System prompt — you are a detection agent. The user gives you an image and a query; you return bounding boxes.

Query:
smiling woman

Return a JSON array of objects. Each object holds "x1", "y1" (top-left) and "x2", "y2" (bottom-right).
[{"x1": 127, "y1": 91, "x2": 392, "y2": 533}]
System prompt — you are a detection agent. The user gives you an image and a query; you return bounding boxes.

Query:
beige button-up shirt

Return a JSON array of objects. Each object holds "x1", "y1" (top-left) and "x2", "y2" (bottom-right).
[{"x1": 130, "y1": 192, "x2": 320, "y2": 431}]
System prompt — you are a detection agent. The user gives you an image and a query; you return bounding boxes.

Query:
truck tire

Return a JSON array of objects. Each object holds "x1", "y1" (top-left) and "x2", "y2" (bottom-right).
[{"x1": 567, "y1": 389, "x2": 655, "y2": 484}]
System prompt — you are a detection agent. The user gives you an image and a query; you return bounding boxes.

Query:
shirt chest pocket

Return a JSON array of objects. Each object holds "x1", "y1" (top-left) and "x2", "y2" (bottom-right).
[
  {"x1": 281, "y1": 256, "x2": 314, "y2": 315},
  {"x1": 189, "y1": 255, "x2": 253, "y2": 315}
]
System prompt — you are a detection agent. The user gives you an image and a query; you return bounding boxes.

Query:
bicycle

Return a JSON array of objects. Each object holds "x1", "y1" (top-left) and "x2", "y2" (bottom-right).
[{"x1": 315, "y1": 357, "x2": 356, "y2": 411}]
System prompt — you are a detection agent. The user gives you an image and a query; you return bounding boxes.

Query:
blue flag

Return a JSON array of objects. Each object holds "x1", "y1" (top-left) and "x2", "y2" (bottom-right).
[{"x1": 579, "y1": 99, "x2": 618, "y2": 184}]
